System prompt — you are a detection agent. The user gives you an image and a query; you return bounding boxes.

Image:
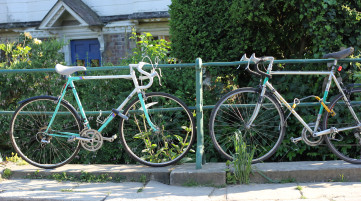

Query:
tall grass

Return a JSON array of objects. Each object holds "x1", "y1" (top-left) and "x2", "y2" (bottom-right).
[{"x1": 232, "y1": 130, "x2": 255, "y2": 184}]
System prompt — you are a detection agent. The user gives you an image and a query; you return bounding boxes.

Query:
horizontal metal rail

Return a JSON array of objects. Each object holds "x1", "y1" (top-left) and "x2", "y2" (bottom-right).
[
  {"x1": 1, "y1": 58, "x2": 361, "y2": 74},
  {"x1": 1, "y1": 102, "x2": 348, "y2": 115}
]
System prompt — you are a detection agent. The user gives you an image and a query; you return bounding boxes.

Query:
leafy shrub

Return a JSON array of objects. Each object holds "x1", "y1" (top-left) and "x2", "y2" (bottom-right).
[{"x1": 169, "y1": 0, "x2": 361, "y2": 162}]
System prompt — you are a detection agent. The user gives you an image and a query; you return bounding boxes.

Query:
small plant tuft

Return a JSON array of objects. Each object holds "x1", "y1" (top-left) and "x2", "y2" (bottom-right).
[
  {"x1": 60, "y1": 189, "x2": 74, "y2": 192},
  {"x1": 182, "y1": 179, "x2": 199, "y2": 187},
  {"x1": 139, "y1": 174, "x2": 147, "y2": 184},
  {"x1": 339, "y1": 174, "x2": 346, "y2": 182},
  {"x1": 3, "y1": 168, "x2": 12, "y2": 179},
  {"x1": 227, "y1": 131, "x2": 254, "y2": 184},
  {"x1": 6, "y1": 152, "x2": 28, "y2": 165}
]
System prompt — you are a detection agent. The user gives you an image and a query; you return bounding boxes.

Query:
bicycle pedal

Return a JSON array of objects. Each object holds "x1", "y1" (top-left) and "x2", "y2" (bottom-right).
[
  {"x1": 112, "y1": 109, "x2": 129, "y2": 120},
  {"x1": 103, "y1": 134, "x2": 118, "y2": 142},
  {"x1": 290, "y1": 137, "x2": 302, "y2": 143}
]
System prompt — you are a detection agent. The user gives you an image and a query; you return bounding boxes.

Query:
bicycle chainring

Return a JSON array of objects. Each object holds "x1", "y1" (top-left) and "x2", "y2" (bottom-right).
[
  {"x1": 80, "y1": 129, "x2": 103, "y2": 151},
  {"x1": 302, "y1": 123, "x2": 324, "y2": 146}
]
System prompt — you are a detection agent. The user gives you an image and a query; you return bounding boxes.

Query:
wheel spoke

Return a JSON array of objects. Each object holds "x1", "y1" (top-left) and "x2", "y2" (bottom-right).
[
  {"x1": 121, "y1": 93, "x2": 195, "y2": 166},
  {"x1": 10, "y1": 97, "x2": 81, "y2": 168},
  {"x1": 210, "y1": 89, "x2": 285, "y2": 163},
  {"x1": 324, "y1": 89, "x2": 361, "y2": 163}
]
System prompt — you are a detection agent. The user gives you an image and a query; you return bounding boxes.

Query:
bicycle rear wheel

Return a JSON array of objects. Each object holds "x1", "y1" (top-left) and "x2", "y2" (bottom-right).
[
  {"x1": 120, "y1": 92, "x2": 196, "y2": 167},
  {"x1": 323, "y1": 88, "x2": 361, "y2": 164},
  {"x1": 209, "y1": 88, "x2": 285, "y2": 163},
  {"x1": 9, "y1": 96, "x2": 82, "y2": 169}
]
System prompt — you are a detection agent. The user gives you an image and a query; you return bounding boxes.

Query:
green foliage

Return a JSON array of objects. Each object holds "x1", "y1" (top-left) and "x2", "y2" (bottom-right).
[
  {"x1": 182, "y1": 179, "x2": 199, "y2": 187},
  {"x1": 5, "y1": 152, "x2": 28, "y2": 165},
  {"x1": 3, "y1": 168, "x2": 12, "y2": 179},
  {"x1": 170, "y1": 0, "x2": 361, "y2": 162},
  {"x1": 0, "y1": 33, "x2": 66, "y2": 155},
  {"x1": 132, "y1": 114, "x2": 193, "y2": 163},
  {"x1": 225, "y1": 132, "x2": 254, "y2": 184},
  {"x1": 50, "y1": 171, "x2": 113, "y2": 183},
  {"x1": 121, "y1": 28, "x2": 171, "y2": 64}
]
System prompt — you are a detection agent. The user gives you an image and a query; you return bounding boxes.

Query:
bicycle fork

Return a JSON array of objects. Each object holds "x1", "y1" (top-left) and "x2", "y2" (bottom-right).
[{"x1": 138, "y1": 93, "x2": 159, "y2": 132}]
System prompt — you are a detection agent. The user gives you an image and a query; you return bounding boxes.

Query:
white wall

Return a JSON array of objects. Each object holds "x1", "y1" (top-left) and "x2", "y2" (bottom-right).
[
  {"x1": 85, "y1": 0, "x2": 170, "y2": 16},
  {"x1": 0, "y1": 0, "x2": 171, "y2": 24},
  {"x1": 0, "y1": 0, "x2": 56, "y2": 23}
]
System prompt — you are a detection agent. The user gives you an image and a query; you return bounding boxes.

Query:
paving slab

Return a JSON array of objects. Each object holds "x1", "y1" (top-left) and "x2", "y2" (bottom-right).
[
  {"x1": 170, "y1": 163, "x2": 226, "y2": 186},
  {"x1": 0, "y1": 179, "x2": 76, "y2": 191},
  {"x1": 226, "y1": 183, "x2": 301, "y2": 200},
  {"x1": 117, "y1": 180, "x2": 216, "y2": 201},
  {"x1": 8, "y1": 164, "x2": 172, "y2": 184},
  {"x1": 0, "y1": 179, "x2": 145, "y2": 201},
  {"x1": 301, "y1": 182, "x2": 361, "y2": 200},
  {"x1": 75, "y1": 181, "x2": 144, "y2": 198},
  {"x1": 0, "y1": 190, "x2": 107, "y2": 201},
  {"x1": 2, "y1": 179, "x2": 361, "y2": 201},
  {"x1": 251, "y1": 160, "x2": 361, "y2": 183}
]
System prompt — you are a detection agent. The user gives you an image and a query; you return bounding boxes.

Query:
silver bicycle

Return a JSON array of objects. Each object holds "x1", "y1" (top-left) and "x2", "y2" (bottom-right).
[{"x1": 209, "y1": 47, "x2": 361, "y2": 164}]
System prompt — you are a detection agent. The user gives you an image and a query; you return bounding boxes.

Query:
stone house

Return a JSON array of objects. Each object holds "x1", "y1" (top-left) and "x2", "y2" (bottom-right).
[{"x1": 0, "y1": 0, "x2": 171, "y2": 66}]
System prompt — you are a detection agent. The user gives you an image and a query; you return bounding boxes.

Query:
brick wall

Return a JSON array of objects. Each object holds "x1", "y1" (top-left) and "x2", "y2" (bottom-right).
[{"x1": 102, "y1": 33, "x2": 134, "y2": 65}]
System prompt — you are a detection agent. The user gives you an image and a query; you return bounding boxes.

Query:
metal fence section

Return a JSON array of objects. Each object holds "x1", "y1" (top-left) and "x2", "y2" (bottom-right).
[{"x1": 2, "y1": 58, "x2": 361, "y2": 169}]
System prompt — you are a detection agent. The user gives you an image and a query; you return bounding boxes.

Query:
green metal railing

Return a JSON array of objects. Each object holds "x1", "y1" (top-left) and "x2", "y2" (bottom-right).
[{"x1": 1, "y1": 57, "x2": 361, "y2": 169}]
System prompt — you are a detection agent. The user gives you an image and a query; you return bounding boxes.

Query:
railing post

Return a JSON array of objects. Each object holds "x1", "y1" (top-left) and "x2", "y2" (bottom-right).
[{"x1": 195, "y1": 58, "x2": 204, "y2": 169}]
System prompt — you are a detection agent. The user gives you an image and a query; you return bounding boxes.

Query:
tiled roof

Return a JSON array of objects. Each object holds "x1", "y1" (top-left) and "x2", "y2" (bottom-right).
[{"x1": 61, "y1": 0, "x2": 102, "y2": 26}]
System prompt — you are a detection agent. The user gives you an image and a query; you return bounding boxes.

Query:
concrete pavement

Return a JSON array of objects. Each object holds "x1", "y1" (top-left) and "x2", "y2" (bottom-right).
[
  {"x1": 1, "y1": 161, "x2": 361, "y2": 200},
  {"x1": 3, "y1": 161, "x2": 361, "y2": 185},
  {"x1": 1, "y1": 179, "x2": 361, "y2": 200}
]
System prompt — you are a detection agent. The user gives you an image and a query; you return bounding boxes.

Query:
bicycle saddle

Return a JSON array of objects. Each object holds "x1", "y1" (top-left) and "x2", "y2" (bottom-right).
[
  {"x1": 55, "y1": 64, "x2": 87, "y2": 76},
  {"x1": 322, "y1": 47, "x2": 354, "y2": 59}
]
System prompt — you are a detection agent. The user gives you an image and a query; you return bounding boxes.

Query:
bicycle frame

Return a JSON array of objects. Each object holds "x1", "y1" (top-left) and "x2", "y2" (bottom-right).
[
  {"x1": 45, "y1": 68, "x2": 157, "y2": 138},
  {"x1": 247, "y1": 60, "x2": 361, "y2": 137}
]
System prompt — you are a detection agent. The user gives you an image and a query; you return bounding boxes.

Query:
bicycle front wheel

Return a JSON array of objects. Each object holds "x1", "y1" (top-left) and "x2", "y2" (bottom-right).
[
  {"x1": 209, "y1": 88, "x2": 285, "y2": 163},
  {"x1": 120, "y1": 92, "x2": 196, "y2": 167},
  {"x1": 323, "y1": 88, "x2": 361, "y2": 164},
  {"x1": 9, "y1": 96, "x2": 82, "y2": 169}
]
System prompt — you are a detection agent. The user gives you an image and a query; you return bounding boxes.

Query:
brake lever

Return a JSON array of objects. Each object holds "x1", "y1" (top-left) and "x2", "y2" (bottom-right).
[
  {"x1": 237, "y1": 54, "x2": 249, "y2": 69},
  {"x1": 239, "y1": 53, "x2": 261, "y2": 76},
  {"x1": 152, "y1": 69, "x2": 162, "y2": 86},
  {"x1": 250, "y1": 54, "x2": 272, "y2": 79}
]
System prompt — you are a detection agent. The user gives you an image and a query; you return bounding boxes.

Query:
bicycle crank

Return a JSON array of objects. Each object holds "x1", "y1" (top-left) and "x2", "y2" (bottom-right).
[
  {"x1": 80, "y1": 129, "x2": 103, "y2": 151},
  {"x1": 302, "y1": 123, "x2": 324, "y2": 146},
  {"x1": 290, "y1": 123, "x2": 324, "y2": 146}
]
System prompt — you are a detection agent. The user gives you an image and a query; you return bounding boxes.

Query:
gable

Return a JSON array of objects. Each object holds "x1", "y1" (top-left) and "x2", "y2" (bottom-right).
[{"x1": 39, "y1": 0, "x2": 102, "y2": 29}]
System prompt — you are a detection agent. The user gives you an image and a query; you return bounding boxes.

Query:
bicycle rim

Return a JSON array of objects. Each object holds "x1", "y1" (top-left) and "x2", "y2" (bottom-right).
[
  {"x1": 120, "y1": 92, "x2": 195, "y2": 167},
  {"x1": 323, "y1": 88, "x2": 361, "y2": 163},
  {"x1": 9, "y1": 96, "x2": 81, "y2": 169},
  {"x1": 209, "y1": 88, "x2": 285, "y2": 163}
]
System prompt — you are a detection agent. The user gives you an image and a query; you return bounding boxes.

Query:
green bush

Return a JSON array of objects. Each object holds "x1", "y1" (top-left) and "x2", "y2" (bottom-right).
[
  {"x1": 0, "y1": 33, "x2": 66, "y2": 155},
  {"x1": 169, "y1": 0, "x2": 361, "y2": 162}
]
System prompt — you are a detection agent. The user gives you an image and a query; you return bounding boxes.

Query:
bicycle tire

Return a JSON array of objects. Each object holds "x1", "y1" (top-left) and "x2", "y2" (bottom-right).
[
  {"x1": 323, "y1": 88, "x2": 361, "y2": 164},
  {"x1": 209, "y1": 88, "x2": 285, "y2": 163},
  {"x1": 119, "y1": 92, "x2": 196, "y2": 167},
  {"x1": 9, "y1": 96, "x2": 82, "y2": 169}
]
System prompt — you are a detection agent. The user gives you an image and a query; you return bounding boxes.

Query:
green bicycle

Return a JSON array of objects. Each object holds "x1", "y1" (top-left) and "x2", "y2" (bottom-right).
[{"x1": 10, "y1": 61, "x2": 195, "y2": 168}]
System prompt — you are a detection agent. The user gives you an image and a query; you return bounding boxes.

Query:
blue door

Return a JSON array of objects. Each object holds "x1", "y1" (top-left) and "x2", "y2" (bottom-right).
[{"x1": 71, "y1": 39, "x2": 101, "y2": 67}]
